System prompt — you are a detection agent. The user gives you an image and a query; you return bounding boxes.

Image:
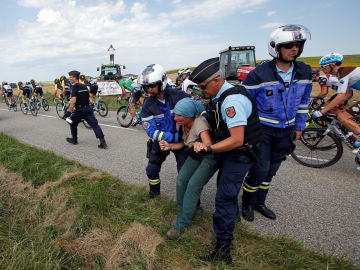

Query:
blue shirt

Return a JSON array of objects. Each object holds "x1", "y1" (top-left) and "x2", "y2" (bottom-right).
[
  {"x1": 276, "y1": 63, "x2": 294, "y2": 92},
  {"x1": 213, "y1": 81, "x2": 252, "y2": 129}
]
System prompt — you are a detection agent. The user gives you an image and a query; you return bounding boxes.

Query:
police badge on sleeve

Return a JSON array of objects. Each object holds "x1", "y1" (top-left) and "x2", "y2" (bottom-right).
[{"x1": 225, "y1": 106, "x2": 236, "y2": 118}]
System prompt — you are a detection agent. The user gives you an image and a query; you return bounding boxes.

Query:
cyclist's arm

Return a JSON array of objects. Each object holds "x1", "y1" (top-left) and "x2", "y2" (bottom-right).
[{"x1": 320, "y1": 92, "x2": 347, "y2": 114}]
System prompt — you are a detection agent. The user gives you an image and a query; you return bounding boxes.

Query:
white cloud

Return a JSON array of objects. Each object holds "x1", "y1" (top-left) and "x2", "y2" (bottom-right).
[
  {"x1": 267, "y1": 10, "x2": 276, "y2": 16},
  {"x1": 260, "y1": 22, "x2": 283, "y2": 29}
]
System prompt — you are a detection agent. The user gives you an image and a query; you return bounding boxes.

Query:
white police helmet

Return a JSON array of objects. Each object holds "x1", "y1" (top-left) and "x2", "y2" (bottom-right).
[
  {"x1": 268, "y1": 24, "x2": 311, "y2": 59},
  {"x1": 137, "y1": 64, "x2": 167, "y2": 91}
]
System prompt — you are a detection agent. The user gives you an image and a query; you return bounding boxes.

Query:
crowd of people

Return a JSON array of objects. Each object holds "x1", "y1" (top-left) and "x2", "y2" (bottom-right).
[{"x1": 1, "y1": 23, "x2": 359, "y2": 265}]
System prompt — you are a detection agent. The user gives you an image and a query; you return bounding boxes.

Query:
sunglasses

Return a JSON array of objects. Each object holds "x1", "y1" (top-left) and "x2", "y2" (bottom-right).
[
  {"x1": 143, "y1": 83, "x2": 158, "y2": 90},
  {"x1": 198, "y1": 75, "x2": 220, "y2": 90},
  {"x1": 282, "y1": 42, "x2": 300, "y2": 49}
]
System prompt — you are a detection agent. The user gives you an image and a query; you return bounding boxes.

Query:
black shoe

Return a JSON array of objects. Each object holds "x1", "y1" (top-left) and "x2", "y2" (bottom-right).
[
  {"x1": 98, "y1": 139, "x2": 107, "y2": 149},
  {"x1": 254, "y1": 204, "x2": 276, "y2": 220},
  {"x1": 66, "y1": 137, "x2": 78, "y2": 145},
  {"x1": 241, "y1": 205, "x2": 254, "y2": 222},
  {"x1": 200, "y1": 243, "x2": 232, "y2": 264},
  {"x1": 149, "y1": 191, "x2": 160, "y2": 199}
]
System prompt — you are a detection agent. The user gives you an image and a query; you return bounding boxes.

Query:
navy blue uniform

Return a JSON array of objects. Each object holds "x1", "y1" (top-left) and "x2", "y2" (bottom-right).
[
  {"x1": 69, "y1": 83, "x2": 104, "y2": 140},
  {"x1": 242, "y1": 59, "x2": 312, "y2": 207},
  {"x1": 141, "y1": 84, "x2": 190, "y2": 197}
]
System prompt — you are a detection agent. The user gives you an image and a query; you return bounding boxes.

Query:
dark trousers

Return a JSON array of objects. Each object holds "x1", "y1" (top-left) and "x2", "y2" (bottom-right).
[
  {"x1": 214, "y1": 152, "x2": 255, "y2": 245},
  {"x1": 146, "y1": 140, "x2": 187, "y2": 181},
  {"x1": 69, "y1": 107, "x2": 104, "y2": 139},
  {"x1": 243, "y1": 125, "x2": 294, "y2": 206}
]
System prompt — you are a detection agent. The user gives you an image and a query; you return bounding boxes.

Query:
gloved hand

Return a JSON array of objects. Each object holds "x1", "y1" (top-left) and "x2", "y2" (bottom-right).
[
  {"x1": 62, "y1": 110, "x2": 71, "y2": 119},
  {"x1": 311, "y1": 110, "x2": 323, "y2": 118}
]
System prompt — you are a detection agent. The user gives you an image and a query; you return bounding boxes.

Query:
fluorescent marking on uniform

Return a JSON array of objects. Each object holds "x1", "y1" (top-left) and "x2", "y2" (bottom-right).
[
  {"x1": 158, "y1": 131, "x2": 164, "y2": 141},
  {"x1": 149, "y1": 179, "x2": 160, "y2": 185},
  {"x1": 259, "y1": 117, "x2": 279, "y2": 124}
]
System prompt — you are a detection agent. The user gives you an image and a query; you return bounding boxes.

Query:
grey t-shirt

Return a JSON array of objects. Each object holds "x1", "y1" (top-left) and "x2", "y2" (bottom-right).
[{"x1": 182, "y1": 116, "x2": 210, "y2": 146}]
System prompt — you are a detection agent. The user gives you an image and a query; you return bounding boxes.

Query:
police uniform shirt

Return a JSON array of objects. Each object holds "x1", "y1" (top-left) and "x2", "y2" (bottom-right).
[
  {"x1": 70, "y1": 83, "x2": 90, "y2": 106},
  {"x1": 213, "y1": 80, "x2": 252, "y2": 129},
  {"x1": 276, "y1": 63, "x2": 294, "y2": 92}
]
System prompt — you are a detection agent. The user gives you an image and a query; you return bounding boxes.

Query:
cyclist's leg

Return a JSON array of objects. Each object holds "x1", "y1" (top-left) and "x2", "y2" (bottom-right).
[{"x1": 337, "y1": 110, "x2": 360, "y2": 135}]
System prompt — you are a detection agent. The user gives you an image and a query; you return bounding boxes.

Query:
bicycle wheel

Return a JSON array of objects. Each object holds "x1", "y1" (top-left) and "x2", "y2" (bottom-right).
[
  {"x1": 42, "y1": 99, "x2": 49, "y2": 111},
  {"x1": 29, "y1": 101, "x2": 38, "y2": 116},
  {"x1": 117, "y1": 106, "x2": 133, "y2": 127},
  {"x1": 291, "y1": 127, "x2": 343, "y2": 168},
  {"x1": 35, "y1": 98, "x2": 41, "y2": 110},
  {"x1": 20, "y1": 101, "x2": 28, "y2": 114},
  {"x1": 97, "y1": 100, "x2": 108, "y2": 117},
  {"x1": 12, "y1": 100, "x2": 17, "y2": 112},
  {"x1": 56, "y1": 103, "x2": 66, "y2": 118}
]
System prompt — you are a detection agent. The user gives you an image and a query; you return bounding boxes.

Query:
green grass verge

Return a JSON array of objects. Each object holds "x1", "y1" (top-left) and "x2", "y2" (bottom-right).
[{"x1": 0, "y1": 133, "x2": 358, "y2": 269}]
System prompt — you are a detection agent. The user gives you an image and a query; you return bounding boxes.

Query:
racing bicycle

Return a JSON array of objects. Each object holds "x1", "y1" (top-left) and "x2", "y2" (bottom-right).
[
  {"x1": 20, "y1": 96, "x2": 38, "y2": 116},
  {"x1": 291, "y1": 97, "x2": 360, "y2": 168},
  {"x1": 91, "y1": 90, "x2": 108, "y2": 117},
  {"x1": 34, "y1": 95, "x2": 49, "y2": 111},
  {"x1": 116, "y1": 97, "x2": 144, "y2": 128}
]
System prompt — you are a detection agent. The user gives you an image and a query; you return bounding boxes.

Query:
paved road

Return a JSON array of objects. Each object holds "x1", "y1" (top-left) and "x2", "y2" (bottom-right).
[{"x1": 0, "y1": 103, "x2": 359, "y2": 265}]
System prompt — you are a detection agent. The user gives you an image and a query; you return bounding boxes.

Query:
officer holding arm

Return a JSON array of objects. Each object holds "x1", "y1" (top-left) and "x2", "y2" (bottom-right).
[{"x1": 189, "y1": 57, "x2": 263, "y2": 264}]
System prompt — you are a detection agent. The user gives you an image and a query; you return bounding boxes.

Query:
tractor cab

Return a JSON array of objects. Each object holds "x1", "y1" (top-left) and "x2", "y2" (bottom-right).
[{"x1": 219, "y1": 46, "x2": 256, "y2": 83}]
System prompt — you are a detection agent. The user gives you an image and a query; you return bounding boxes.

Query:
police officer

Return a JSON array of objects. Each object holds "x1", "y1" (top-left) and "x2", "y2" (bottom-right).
[
  {"x1": 64, "y1": 70, "x2": 107, "y2": 149},
  {"x1": 241, "y1": 24, "x2": 312, "y2": 222},
  {"x1": 138, "y1": 64, "x2": 190, "y2": 198},
  {"x1": 189, "y1": 57, "x2": 262, "y2": 263}
]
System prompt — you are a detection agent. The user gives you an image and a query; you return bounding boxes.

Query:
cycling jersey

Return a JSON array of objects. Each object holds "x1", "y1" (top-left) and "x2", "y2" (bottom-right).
[
  {"x1": 118, "y1": 79, "x2": 134, "y2": 92},
  {"x1": 338, "y1": 67, "x2": 360, "y2": 92}
]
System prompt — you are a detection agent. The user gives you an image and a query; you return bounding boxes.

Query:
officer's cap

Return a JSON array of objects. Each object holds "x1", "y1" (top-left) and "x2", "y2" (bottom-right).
[
  {"x1": 68, "y1": 70, "x2": 80, "y2": 78},
  {"x1": 189, "y1": 57, "x2": 220, "y2": 84}
]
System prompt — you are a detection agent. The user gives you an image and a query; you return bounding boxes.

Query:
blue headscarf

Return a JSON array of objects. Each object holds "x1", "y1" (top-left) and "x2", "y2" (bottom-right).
[{"x1": 173, "y1": 98, "x2": 204, "y2": 118}]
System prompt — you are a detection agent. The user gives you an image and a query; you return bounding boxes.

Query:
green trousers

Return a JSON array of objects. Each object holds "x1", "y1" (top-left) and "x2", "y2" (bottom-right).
[{"x1": 175, "y1": 154, "x2": 218, "y2": 231}]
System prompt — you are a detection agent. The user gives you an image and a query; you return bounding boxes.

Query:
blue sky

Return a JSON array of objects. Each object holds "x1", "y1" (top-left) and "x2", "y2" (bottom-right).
[{"x1": 0, "y1": 0, "x2": 359, "y2": 83}]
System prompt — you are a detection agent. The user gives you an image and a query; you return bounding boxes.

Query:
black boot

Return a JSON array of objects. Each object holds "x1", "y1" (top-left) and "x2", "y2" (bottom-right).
[
  {"x1": 149, "y1": 183, "x2": 160, "y2": 198},
  {"x1": 66, "y1": 137, "x2": 78, "y2": 145},
  {"x1": 241, "y1": 205, "x2": 254, "y2": 222},
  {"x1": 98, "y1": 138, "x2": 107, "y2": 149},
  {"x1": 254, "y1": 204, "x2": 276, "y2": 220},
  {"x1": 200, "y1": 243, "x2": 232, "y2": 264}
]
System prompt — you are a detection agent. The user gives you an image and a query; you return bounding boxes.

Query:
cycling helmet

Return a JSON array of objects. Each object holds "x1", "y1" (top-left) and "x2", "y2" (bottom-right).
[
  {"x1": 54, "y1": 78, "x2": 59, "y2": 84},
  {"x1": 268, "y1": 24, "x2": 311, "y2": 59},
  {"x1": 60, "y1": 75, "x2": 66, "y2": 81},
  {"x1": 30, "y1": 79, "x2": 35, "y2": 84},
  {"x1": 137, "y1": 64, "x2": 167, "y2": 91},
  {"x1": 178, "y1": 68, "x2": 191, "y2": 77},
  {"x1": 80, "y1": 74, "x2": 86, "y2": 81},
  {"x1": 18, "y1": 81, "x2": 23, "y2": 86},
  {"x1": 319, "y1": 53, "x2": 343, "y2": 66}
]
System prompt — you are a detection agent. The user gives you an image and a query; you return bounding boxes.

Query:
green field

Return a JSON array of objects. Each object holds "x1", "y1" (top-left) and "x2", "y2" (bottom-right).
[{"x1": 0, "y1": 133, "x2": 358, "y2": 270}]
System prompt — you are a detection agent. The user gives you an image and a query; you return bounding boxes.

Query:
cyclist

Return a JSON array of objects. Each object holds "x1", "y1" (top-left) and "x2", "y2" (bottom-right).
[
  {"x1": 2, "y1": 82, "x2": 14, "y2": 109},
  {"x1": 312, "y1": 53, "x2": 360, "y2": 147},
  {"x1": 30, "y1": 79, "x2": 43, "y2": 98},
  {"x1": 60, "y1": 75, "x2": 71, "y2": 100},
  {"x1": 19, "y1": 81, "x2": 31, "y2": 104},
  {"x1": 128, "y1": 84, "x2": 146, "y2": 126},
  {"x1": 114, "y1": 75, "x2": 135, "y2": 100},
  {"x1": 54, "y1": 78, "x2": 63, "y2": 100},
  {"x1": 80, "y1": 74, "x2": 98, "y2": 103}
]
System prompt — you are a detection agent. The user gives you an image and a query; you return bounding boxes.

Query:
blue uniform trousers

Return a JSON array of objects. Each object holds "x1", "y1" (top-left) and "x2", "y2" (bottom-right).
[
  {"x1": 69, "y1": 107, "x2": 104, "y2": 139},
  {"x1": 146, "y1": 140, "x2": 188, "y2": 195},
  {"x1": 214, "y1": 152, "x2": 255, "y2": 245},
  {"x1": 243, "y1": 125, "x2": 294, "y2": 206}
]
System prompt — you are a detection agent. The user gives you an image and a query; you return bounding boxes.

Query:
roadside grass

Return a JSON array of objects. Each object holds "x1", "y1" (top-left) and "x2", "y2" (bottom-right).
[{"x1": 0, "y1": 133, "x2": 358, "y2": 270}]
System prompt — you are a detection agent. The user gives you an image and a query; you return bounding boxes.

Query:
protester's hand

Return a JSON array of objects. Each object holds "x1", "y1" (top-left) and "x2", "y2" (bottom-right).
[
  {"x1": 159, "y1": 140, "x2": 170, "y2": 151},
  {"x1": 188, "y1": 145, "x2": 207, "y2": 160},
  {"x1": 192, "y1": 142, "x2": 206, "y2": 153}
]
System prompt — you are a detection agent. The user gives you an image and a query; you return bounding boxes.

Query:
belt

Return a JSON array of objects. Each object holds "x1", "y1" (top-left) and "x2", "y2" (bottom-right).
[{"x1": 75, "y1": 104, "x2": 90, "y2": 110}]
